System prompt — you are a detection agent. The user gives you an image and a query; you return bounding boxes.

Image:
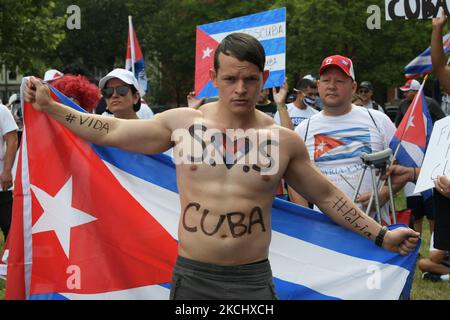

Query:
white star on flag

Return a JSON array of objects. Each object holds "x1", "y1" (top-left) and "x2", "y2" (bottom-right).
[
  {"x1": 202, "y1": 47, "x2": 213, "y2": 59},
  {"x1": 318, "y1": 142, "x2": 326, "y2": 152},
  {"x1": 406, "y1": 115, "x2": 415, "y2": 130},
  {"x1": 31, "y1": 177, "x2": 97, "y2": 258}
]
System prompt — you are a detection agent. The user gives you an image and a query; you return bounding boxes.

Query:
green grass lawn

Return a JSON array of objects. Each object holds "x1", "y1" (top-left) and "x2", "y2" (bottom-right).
[
  {"x1": 0, "y1": 220, "x2": 448, "y2": 300},
  {"x1": 410, "y1": 219, "x2": 450, "y2": 300}
]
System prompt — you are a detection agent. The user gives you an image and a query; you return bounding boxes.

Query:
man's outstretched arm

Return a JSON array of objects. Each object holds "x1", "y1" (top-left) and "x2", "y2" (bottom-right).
[
  {"x1": 431, "y1": 14, "x2": 450, "y2": 93},
  {"x1": 283, "y1": 131, "x2": 420, "y2": 255},
  {"x1": 25, "y1": 77, "x2": 176, "y2": 154}
]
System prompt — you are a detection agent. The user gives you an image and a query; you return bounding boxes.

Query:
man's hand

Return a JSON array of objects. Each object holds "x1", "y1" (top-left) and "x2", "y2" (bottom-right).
[
  {"x1": 272, "y1": 77, "x2": 288, "y2": 107},
  {"x1": 382, "y1": 165, "x2": 415, "y2": 186},
  {"x1": 435, "y1": 175, "x2": 450, "y2": 199},
  {"x1": 356, "y1": 190, "x2": 389, "y2": 212},
  {"x1": 432, "y1": 9, "x2": 447, "y2": 31},
  {"x1": 24, "y1": 77, "x2": 54, "y2": 113},
  {"x1": 0, "y1": 170, "x2": 13, "y2": 191},
  {"x1": 383, "y1": 227, "x2": 420, "y2": 256},
  {"x1": 187, "y1": 91, "x2": 205, "y2": 109}
]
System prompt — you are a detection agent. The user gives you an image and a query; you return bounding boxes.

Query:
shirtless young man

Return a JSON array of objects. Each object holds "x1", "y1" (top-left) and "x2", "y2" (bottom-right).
[{"x1": 25, "y1": 33, "x2": 419, "y2": 300}]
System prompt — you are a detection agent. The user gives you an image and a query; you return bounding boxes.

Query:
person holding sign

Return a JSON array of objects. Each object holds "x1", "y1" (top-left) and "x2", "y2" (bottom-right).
[
  {"x1": 24, "y1": 33, "x2": 419, "y2": 300},
  {"x1": 386, "y1": 165, "x2": 450, "y2": 252},
  {"x1": 430, "y1": 12, "x2": 450, "y2": 255}
]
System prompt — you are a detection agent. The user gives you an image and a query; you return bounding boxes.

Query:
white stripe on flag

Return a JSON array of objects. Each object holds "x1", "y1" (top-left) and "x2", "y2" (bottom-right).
[
  {"x1": 265, "y1": 54, "x2": 285, "y2": 72},
  {"x1": 210, "y1": 22, "x2": 286, "y2": 43},
  {"x1": 269, "y1": 232, "x2": 409, "y2": 300},
  {"x1": 60, "y1": 284, "x2": 170, "y2": 300},
  {"x1": 401, "y1": 141, "x2": 424, "y2": 166}
]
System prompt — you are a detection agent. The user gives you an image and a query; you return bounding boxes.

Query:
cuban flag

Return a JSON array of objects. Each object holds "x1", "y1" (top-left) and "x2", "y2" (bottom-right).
[
  {"x1": 314, "y1": 128, "x2": 372, "y2": 162},
  {"x1": 404, "y1": 32, "x2": 450, "y2": 79},
  {"x1": 125, "y1": 16, "x2": 148, "y2": 96},
  {"x1": 195, "y1": 8, "x2": 286, "y2": 98},
  {"x1": 390, "y1": 89, "x2": 433, "y2": 171},
  {"x1": 5, "y1": 79, "x2": 419, "y2": 300}
]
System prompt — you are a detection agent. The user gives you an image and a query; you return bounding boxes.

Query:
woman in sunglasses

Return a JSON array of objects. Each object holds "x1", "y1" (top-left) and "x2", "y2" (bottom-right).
[{"x1": 98, "y1": 69, "x2": 143, "y2": 120}]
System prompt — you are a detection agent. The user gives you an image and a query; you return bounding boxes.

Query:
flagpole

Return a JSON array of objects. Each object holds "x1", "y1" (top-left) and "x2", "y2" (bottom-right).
[
  {"x1": 392, "y1": 74, "x2": 430, "y2": 162},
  {"x1": 129, "y1": 16, "x2": 136, "y2": 76}
]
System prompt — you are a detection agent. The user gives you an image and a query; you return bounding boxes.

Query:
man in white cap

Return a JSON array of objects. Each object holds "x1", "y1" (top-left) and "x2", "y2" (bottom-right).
[
  {"x1": 291, "y1": 55, "x2": 399, "y2": 219},
  {"x1": 98, "y1": 68, "x2": 153, "y2": 120},
  {"x1": 394, "y1": 79, "x2": 444, "y2": 127}
]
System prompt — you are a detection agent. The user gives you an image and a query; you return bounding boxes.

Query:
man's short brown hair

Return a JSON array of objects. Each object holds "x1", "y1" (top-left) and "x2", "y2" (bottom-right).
[{"x1": 214, "y1": 33, "x2": 266, "y2": 73}]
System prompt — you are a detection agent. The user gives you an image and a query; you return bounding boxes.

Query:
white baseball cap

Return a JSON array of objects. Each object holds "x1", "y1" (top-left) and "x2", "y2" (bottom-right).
[
  {"x1": 99, "y1": 68, "x2": 142, "y2": 94},
  {"x1": 44, "y1": 69, "x2": 64, "y2": 81},
  {"x1": 400, "y1": 79, "x2": 421, "y2": 91}
]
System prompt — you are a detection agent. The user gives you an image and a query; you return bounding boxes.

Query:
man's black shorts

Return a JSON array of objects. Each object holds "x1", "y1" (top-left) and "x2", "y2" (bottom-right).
[{"x1": 407, "y1": 195, "x2": 434, "y2": 221}]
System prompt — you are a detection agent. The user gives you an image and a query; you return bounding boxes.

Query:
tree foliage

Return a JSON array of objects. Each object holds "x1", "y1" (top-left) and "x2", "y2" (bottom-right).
[
  {"x1": 2, "y1": 0, "x2": 443, "y2": 105},
  {"x1": 0, "y1": 0, "x2": 65, "y2": 75}
]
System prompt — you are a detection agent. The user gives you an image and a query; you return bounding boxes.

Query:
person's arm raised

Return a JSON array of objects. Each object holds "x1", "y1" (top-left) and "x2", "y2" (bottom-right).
[
  {"x1": 25, "y1": 77, "x2": 174, "y2": 154},
  {"x1": 431, "y1": 13, "x2": 450, "y2": 93},
  {"x1": 283, "y1": 130, "x2": 419, "y2": 255}
]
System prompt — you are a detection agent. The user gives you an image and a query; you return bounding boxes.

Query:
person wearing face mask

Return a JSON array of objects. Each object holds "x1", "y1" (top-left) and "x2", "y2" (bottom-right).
[{"x1": 273, "y1": 78, "x2": 319, "y2": 130}]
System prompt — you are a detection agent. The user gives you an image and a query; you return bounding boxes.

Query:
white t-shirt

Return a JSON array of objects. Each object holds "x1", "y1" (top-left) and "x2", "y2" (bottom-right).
[
  {"x1": 0, "y1": 104, "x2": 18, "y2": 188},
  {"x1": 295, "y1": 105, "x2": 396, "y2": 215},
  {"x1": 137, "y1": 102, "x2": 154, "y2": 119},
  {"x1": 274, "y1": 103, "x2": 318, "y2": 129}
]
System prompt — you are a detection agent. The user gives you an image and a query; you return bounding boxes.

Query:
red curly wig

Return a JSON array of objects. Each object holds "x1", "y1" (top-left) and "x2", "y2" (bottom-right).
[{"x1": 52, "y1": 75, "x2": 100, "y2": 112}]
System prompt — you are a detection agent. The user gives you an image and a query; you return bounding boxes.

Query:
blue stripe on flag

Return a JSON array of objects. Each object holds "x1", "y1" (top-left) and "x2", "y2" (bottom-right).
[
  {"x1": 260, "y1": 38, "x2": 285, "y2": 56},
  {"x1": 197, "y1": 80, "x2": 218, "y2": 99},
  {"x1": 30, "y1": 293, "x2": 69, "y2": 300},
  {"x1": 264, "y1": 70, "x2": 285, "y2": 89},
  {"x1": 315, "y1": 145, "x2": 372, "y2": 162},
  {"x1": 198, "y1": 8, "x2": 286, "y2": 35}
]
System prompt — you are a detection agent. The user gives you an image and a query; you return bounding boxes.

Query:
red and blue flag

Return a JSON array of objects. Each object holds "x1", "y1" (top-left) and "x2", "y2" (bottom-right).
[
  {"x1": 195, "y1": 8, "x2": 286, "y2": 98},
  {"x1": 404, "y1": 32, "x2": 450, "y2": 79},
  {"x1": 126, "y1": 16, "x2": 148, "y2": 96}
]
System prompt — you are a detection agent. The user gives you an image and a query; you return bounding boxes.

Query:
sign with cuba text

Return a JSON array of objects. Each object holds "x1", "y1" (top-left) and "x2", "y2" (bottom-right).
[
  {"x1": 385, "y1": 0, "x2": 450, "y2": 20},
  {"x1": 195, "y1": 8, "x2": 286, "y2": 98}
]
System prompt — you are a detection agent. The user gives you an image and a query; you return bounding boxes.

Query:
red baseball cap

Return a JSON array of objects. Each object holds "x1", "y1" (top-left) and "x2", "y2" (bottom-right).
[{"x1": 319, "y1": 55, "x2": 355, "y2": 80}]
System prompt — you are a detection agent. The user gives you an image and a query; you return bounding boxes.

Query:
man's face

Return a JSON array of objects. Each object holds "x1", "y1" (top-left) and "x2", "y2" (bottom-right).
[
  {"x1": 404, "y1": 90, "x2": 417, "y2": 102},
  {"x1": 318, "y1": 67, "x2": 355, "y2": 109},
  {"x1": 358, "y1": 87, "x2": 373, "y2": 104},
  {"x1": 210, "y1": 53, "x2": 268, "y2": 114}
]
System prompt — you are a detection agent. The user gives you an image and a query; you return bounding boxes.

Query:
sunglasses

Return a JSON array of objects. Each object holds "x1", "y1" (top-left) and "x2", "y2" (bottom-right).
[
  {"x1": 358, "y1": 89, "x2": 370, "y2": 93},
  {"x1": 102, "y1": 85, "x2": 130, "y2": 98}
]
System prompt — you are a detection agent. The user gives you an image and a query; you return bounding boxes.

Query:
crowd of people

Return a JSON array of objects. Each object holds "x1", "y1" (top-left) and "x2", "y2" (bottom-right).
[{"x1": 0, "y1": 15, "x2": 449, "y2": 299}]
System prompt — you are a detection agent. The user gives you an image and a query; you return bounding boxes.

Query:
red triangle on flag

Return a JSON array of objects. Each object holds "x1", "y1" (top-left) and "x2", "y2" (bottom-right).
[
  {"x1": 195, "y1": 28, "x2": 219, "y2": 96},
  {"x1": 314, "y1": 134, "x2": 345, "y2": 160}
]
